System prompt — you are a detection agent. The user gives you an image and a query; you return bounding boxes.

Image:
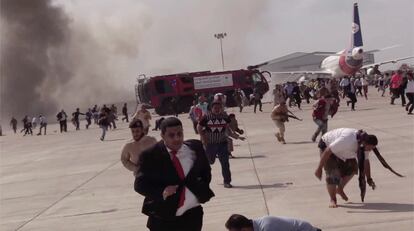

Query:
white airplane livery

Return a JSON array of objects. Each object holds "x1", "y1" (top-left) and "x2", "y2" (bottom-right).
[
  {"x1": 252, "y1": 3, "x2": 413, "y2": 78},
  {"x1": 319, "y1": 3, "x2": 366, "y2": 77}
]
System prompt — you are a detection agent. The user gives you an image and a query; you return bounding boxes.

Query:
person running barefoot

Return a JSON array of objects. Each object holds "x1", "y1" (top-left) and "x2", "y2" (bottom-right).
[{"x1": 314, "y1": 128, "x2": 378, "y2": 208}]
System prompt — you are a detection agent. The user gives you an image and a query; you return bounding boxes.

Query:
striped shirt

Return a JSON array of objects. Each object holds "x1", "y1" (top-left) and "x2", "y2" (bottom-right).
[{"x1": 199, "y1": 112, "x2": 230, "y2": 144}]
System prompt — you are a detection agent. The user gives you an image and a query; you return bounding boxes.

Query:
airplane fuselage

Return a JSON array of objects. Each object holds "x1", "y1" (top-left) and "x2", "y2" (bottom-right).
[{"x1": 320, "y1": 49, "x2": 364, "y2": 78}]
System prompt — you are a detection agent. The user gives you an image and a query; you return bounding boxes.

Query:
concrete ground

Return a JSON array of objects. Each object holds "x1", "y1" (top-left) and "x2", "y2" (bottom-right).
[{"x1": 1, "y1": 88, "x2": 413, "y2": 231}]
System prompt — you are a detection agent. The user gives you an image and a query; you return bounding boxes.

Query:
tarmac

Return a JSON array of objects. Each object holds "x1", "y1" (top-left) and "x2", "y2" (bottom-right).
[{"x1": 1, "y1": 89, "x2": 413, "y2": 231}]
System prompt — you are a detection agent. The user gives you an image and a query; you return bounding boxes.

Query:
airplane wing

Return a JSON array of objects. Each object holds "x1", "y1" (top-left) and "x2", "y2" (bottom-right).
[
  {"x1": 364, "y1": 45, "x2": 401, "y2": 54},
  {"x1": 362, "y1": 56, "x2": 414, "y2": 69},
  {"x1": 270, "y1": 71, "x2": 332, "y2": 83},
  {"x1": 255, "y1": 52, "x2": 335, "y2": 83},
  {"x1": 271, "y1": 70, "x2": 331, "y2": 75},
  {"x1": 252, "y1": 52, "x2": 332, "y2": 70}
]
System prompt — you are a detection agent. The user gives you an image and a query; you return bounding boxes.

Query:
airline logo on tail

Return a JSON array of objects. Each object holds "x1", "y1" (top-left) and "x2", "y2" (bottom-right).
[
  {"x1": 351, "y1": 3, "x2": 363, "y2": 48},
  {"x1": 257, "y1": 2, "x2": 414, "y2": 79},
  {"x1": 351, "y1": 23, "x2": 359, "y2": 34}
]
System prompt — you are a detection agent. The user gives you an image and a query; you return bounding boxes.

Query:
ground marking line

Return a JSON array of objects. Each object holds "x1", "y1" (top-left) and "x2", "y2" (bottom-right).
[{"x1": 14, "y1": 159, "x2": 121, "y2": 231}]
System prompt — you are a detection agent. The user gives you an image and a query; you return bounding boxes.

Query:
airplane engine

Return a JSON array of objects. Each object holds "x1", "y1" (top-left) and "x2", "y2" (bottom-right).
[
  {"x1": 351, "y1": 47, "x2": 364, "y2": 60},
  {"x1": 367, "y1": 68, "x2": 374, "y2": 75}
]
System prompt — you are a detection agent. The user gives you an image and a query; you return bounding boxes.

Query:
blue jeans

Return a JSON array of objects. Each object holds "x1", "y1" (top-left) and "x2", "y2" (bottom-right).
[
  {"x1": 205, "y1": 142, "x2": 231, "y2": 184},
  {"x1": 100, "y1": 125, "x2": 108, "y2": 140},
  {"x1": 313, "y1": 119, "x2": 327, "y2": 140}
]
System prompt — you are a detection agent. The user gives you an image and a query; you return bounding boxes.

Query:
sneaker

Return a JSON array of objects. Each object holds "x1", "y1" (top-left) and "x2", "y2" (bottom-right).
[
  {"x1": 100, "y1": 137, "x2": 104, "y2": 141},
  {"x1": 224, "y1": 183, "x2": 233, "y2": 188}
]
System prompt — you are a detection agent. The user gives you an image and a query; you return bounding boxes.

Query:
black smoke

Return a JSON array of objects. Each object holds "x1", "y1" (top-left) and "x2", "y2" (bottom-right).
[{"x1": 1, "y1": 0, "x2": 72, "y2": 119}]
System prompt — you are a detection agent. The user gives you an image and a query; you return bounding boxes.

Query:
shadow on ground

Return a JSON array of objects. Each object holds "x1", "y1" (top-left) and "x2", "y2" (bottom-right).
[
  {"x1": 340, "y1": 202, "x2": 414, "y2": 213},
  {"x1": 286, "y1": 141, "x2": 314, "y2": 145},
  {"x1": 232, "y1": 182, "x2": 293, "y2": 190},
  {"x1": 104, "y1": 138, "x2": 126, "y2": 142},
  {"x1": 232, "y1": 155, "x2": 266, "y2": 159},
  {"x1": 63, "y1": 209, "x2": 118, "y2": 218}
]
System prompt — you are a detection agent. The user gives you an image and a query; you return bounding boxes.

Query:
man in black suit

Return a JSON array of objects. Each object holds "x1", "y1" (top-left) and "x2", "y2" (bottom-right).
[{"x1": 135, "y1": 117, "x2": 215, "y2": 231}]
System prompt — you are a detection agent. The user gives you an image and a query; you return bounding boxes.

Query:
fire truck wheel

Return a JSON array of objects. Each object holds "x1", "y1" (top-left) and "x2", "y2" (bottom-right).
[
  {"x1": 159, "y1": 98, "x2": 174, "y2": 115},
  {"x1": 178, "y1": 96, "x2": 193, "y2": 113},
  {"x1": 155, "y1": 107, "x2": 167, "y2": 116}
]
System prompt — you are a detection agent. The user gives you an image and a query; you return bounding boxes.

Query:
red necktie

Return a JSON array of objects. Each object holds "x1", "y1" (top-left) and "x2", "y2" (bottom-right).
[{"x1": 170, "y1": 150, "x2": 185, "y2": 208}]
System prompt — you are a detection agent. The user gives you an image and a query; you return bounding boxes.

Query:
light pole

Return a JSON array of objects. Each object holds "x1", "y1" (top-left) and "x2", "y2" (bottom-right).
[{"x1": 214, "y1": 32, "x2": 227, "y2": 70}]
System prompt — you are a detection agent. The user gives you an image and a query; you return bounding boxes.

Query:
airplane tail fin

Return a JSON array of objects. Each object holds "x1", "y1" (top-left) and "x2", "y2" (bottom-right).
[{"x1": 351, "y1": 3, "x2": 363, "y2": 48}]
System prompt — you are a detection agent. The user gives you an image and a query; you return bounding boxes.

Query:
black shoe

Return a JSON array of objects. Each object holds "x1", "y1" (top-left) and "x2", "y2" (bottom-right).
[{"x1": 224, "y1": 183, "x2": 233, "y2": 188}]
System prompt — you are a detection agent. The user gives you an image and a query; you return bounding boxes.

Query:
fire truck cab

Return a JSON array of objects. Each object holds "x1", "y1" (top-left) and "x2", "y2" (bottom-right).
[{"x1": 135, "y1": 69, "x2": 269, "y2": 116}]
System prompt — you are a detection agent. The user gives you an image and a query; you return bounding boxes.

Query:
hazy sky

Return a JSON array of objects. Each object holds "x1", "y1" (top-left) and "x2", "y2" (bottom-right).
[
  {"x1": 58, "y1": 0, "x2": 413, "y2": 74},
  {"x1": 1, "y1": 0, "x2": 413, "y2": 119}
]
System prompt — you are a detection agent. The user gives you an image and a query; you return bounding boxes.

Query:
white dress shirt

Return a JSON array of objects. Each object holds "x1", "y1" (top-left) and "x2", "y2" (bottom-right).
[{"x1": 166, "y1": 143, "x2": 200, "y2": 216}]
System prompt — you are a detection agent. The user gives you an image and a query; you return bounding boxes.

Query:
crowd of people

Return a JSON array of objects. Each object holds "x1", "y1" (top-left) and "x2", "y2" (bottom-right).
[
  {"x1": 4, "y1": 67, "x2": 411, "y2": 231},
  {"x1": 119, "y1": 68, "x2": 409, "y2": 231},
  {"x1": 121, "y1": 114, "x2": 322, "y2": 231},
  {"x1": 7, "y1": 103, "x2": 131, "y2": 139}
]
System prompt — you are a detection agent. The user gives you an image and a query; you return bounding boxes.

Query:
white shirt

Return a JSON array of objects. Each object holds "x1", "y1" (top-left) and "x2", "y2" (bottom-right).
[
  {"x1": 406, "y1": 80, "x2": 414, "y2": 93},
  {"x1": 322, "y1": 128, "x2": 370, "y2": 161},
  {"x1": 340, "y1": 78, "x2": 350, "y2": 87},
  {"x1": 361, "y1": 78, "x2": 369, "y2": 86},
  {"x1": 354, "y1": 79, "x2": 362, "y2": 87},
  {"x1": 166, "y1": 144, "x2": 200, "y2": 216},
  {"x1": 39, "y1": 116, "x2": 47, "y2": 124}
]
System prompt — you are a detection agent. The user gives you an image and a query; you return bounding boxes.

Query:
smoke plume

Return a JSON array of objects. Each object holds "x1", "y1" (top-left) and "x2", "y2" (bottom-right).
[
  {"x1": 0, "y1": 0, "x2": 272, "y2": 122},
  {"x1": 1, "y1": 0, "x2": 71, "y2": 119},
  {"x1": 1, "y1": 0, "x2": 412, "y2": 124},
  {"x1": 0, "y1": 0, "x2": 152, "y2": 121}
]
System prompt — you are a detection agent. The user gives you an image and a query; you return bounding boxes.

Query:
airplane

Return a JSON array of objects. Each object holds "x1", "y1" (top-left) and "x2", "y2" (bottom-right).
[{"x1": 249, "y1": 3, "x2": 413, "y2": 79}]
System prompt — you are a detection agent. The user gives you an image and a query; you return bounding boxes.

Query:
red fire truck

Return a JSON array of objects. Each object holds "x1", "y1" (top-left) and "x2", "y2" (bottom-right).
[{"x1": 135, "y1": 69, "x2": 270, "y2": 115}]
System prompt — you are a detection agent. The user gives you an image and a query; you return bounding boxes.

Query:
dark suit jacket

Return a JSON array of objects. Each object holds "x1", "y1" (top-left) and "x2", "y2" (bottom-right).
[{"x1": 135, "y1": 139, "x2": 215, "y2": 220}]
